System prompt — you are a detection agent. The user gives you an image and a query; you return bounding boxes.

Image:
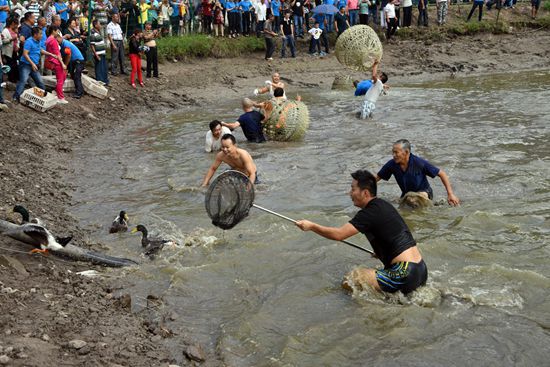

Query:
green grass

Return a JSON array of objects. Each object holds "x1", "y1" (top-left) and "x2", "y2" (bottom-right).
[
  {"x1": 156, "y1": 34, "x2": 265, "y2": 60},
  {"x1": 543, "y1": 1, "x2": 550, "y2": 11}
]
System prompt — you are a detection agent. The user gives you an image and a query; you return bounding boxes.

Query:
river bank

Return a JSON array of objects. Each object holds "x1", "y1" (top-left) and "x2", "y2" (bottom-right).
[{"x1": 1, "y1": 26, "x2": 550, "y2": 365}]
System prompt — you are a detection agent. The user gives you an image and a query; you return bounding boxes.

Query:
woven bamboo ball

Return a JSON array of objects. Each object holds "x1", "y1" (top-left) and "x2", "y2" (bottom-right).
[
  {"x1": 335, "y1": 25, "x2": 383, "y2": 72},
  {"x1": 263, "y1": 100, "x2": 310, "y2": 142}
]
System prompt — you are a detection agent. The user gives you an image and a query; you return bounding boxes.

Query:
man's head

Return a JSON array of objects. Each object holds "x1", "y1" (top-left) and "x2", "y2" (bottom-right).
[
  {"x1": 242, "y1": 97, "x2": 254, "y2": 111},
  {"x1": 380, "y1": 72, "x2": 388, "y2": 84},
  {"x1": 145, "y1": 21, "x2": 152, "y2": 29},
  {"x1": 273, "y1": 87, "x2": 284, "y2": 98},
  {"x1": 314, "y1": 21, "x2": 319, "y2": 28},
  {"x1": 272, "y1": 72, "x2": 280, "y2": 83},
  {"x1": 52, "y1": 15, "x2": 61, "y2": 27},
  {"x1": 339, "y1": 6, "x2": 345, "y2": 13},
  {"x1": 221, "y1": 134, "x2": 237, "y2": 155},
  {"x1": 37, "y1": 16, "x2": 47, "y2": 28},
  {"x1": 31, "y1": 26, "x2": 42, "y2": 40},
  {"x1": 268, "y1": 13, "x2": 274, "y2": 21},
  {"x1": 209, "y1": 120, "x2": 223, "y2": 138},
  {"x1": 353, "y1": 80, "x2": 359, "y2": 88},
  {"x1": 112, "y1": 13, "x2": 120, "y2": 23},
  {"x1": 23, "y1": 11, "x2": 35, "y2": 25},
  {"x1": 283, "y1": 11, "x2": 290, "y2": 18},
  {"x1": 350, "y1": 170, "x2": 377, "y2": 207},
  {"x1": 392, "y1": 139, "x2": 411, "y2": 165},
  {"x1": 93, "y1": 19, "x2": 101, "y2": 30}
]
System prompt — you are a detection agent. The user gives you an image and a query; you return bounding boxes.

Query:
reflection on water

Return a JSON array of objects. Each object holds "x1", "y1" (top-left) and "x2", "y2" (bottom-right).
[{"x1": 70, "y1": 71, "x2": 550, "y2": 365}]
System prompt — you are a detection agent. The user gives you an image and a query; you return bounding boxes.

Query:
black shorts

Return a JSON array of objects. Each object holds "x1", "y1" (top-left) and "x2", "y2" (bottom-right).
[
  {"x1": 531, "y1": 0, "x2": 540, "y2": 9},
  {"x1": 376, "y1": 260, "x2": 428, "y2": 294}
]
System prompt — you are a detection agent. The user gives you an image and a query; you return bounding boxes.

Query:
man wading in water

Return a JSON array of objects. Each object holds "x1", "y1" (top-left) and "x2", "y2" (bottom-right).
[
  {"x1": 376, "y1": 139, "x2": 460, "y2": 206},
  {"x1": 201, "y1": 134, "x2": 259, "y2": 186},
  {"x1": 296, "y1": 170, "x2": 427, "y2": 294}
]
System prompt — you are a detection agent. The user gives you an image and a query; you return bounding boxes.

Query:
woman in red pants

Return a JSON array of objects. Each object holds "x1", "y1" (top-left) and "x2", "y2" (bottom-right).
[
  {"x1": 45, "y1": 27, "x2": 68, "y2": 103},
  {"x1": 129, "y1": 28, "x2": 145, "y2": 88}
]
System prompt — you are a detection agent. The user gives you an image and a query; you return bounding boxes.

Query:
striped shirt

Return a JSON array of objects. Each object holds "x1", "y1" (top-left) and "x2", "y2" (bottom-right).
[
  {"x1": 92, "y1": 1, "x2": 109, "y2": 25},
  {"x1": 90, "y1": 28, "x2": 106, "y2": 55},
  {"x1": 26, "y1": 2, "x2": 42, "y2": 25}
]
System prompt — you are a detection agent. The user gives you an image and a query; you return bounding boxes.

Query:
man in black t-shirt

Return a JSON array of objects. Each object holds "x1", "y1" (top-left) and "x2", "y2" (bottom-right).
[
  {"x1": 222, "y1": 98, "x2": 266, "y2": 143},
  {"x1": 296, "y1": 170, "x2": 427, "y2": 294},
  {"x1": 279, "y1": 11, "x2": 296, "y2": 58},
  {"x1": 291, "y1": 0, "x2": 305, "y2": 38}
]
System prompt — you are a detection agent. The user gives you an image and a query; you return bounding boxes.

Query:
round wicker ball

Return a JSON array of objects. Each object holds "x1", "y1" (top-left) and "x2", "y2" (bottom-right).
[
  {"x1": 335, "y1": 25, "x2": 383, "y2": 72},
  {"x1": 263, "y1": 100, "x2": 310, "y2": 142}
]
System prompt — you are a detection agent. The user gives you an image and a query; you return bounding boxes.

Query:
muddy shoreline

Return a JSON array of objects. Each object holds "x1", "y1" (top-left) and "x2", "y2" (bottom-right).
[{"x1": 1, "y1": 28, "x2": 550, "y2": 365}]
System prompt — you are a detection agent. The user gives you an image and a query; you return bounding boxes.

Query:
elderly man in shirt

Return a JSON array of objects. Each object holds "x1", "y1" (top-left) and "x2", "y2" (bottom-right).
[
  {"x1": 107, "y1": 13, "x2": 126, "y2": 75},
  {"x1": 376, "y1": 139, "x2": 460, "y2": 207}
]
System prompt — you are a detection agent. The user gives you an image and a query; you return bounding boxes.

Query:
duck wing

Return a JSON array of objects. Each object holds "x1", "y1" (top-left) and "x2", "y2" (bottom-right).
[
  {"x1": 19, "y1": 224, "x2": 50, "y2": 247},
  {"x1": 55, "y1": 236, "x2": 73, "y2": 246},
  {"x1": 109, "y1": 217, "x2": 128, "y2": 233},
  {"x1": 144, "y1": 240, "x2": 165, "y2": 256}
]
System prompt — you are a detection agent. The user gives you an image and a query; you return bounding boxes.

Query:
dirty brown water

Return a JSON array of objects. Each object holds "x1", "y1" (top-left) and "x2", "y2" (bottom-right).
[{"x1": 70, "y1": 71, "x2": 550, "y2": 366}]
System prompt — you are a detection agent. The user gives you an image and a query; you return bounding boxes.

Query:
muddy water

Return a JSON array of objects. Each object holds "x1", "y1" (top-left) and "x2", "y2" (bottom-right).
[{"x1": 70, "y1": 71, "x2": 550, "y2": 366}]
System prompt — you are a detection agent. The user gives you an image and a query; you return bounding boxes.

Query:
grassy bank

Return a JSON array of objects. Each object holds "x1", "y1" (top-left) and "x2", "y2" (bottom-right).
[{"x1": 157, "y1": 34, "x2": 265, "y2": 60}]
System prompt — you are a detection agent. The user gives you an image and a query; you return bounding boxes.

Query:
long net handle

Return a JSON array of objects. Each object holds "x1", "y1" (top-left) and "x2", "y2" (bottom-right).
[{"x1": 252, "y1": 204, "x2": 374, "y2": 255}]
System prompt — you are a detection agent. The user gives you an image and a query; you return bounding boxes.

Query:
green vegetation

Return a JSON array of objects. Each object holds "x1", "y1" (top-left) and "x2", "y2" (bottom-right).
[
  {"x1": 543, "y1": 1, "x2": 550, "y2": 11},
  {"x1": 157, "y1": 35, "x2": 265, "y2": 60}
]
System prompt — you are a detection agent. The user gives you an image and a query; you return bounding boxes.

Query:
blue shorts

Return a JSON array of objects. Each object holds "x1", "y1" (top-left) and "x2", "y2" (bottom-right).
[{"x1": 376, "y1": 260, "x2": 428, "y2": 294}]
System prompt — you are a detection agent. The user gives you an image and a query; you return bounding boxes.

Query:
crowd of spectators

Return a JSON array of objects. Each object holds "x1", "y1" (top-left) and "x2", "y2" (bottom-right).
[{"x1": 0, "y1": 0, "x2": 541, "y2": 109}]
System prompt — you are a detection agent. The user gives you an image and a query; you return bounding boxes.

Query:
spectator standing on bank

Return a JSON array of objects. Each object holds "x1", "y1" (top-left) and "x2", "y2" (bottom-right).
[
  {"x1": 417, "y1": 0, "x2": 428, "y2": 26},
  {"x1": 436, "y1": 0, "x2": 447, "y2": 25},
  {"x1": 401, "y1": 0, "x2": 412, "y2": 27},
  {"x1": 348, "y1": 0, "x2": 359, "y2": 26},
  {"x1": 359, "y1": 0, "x2": 369, "y2": 25},
  {"x1": 280, "y1": 11, "x2": 295, "y2": 58},
  {"x1": 263, "y1": 12, "x2": 276, "y2": 60},
  {"x1": 384, "y1": 0, "x2": 397, "y2": 41},
  {"x1": 143, "y1": 21, "x2": 158, "y2": 78},
  {"x1": 1, "y1": 17, "x2": 19, "y2": 83},
  {"x1": 128, "y1": 27, "x2": 144, "y2": 88},
  {"x1": 45, "y1": 27, "x2": 68, "y2": 103},
  {"x1": 90, "y1": 19, "x2": 109, "y2": 85},
  {"x1": 255, "y1": 0, "x2": 267, "y2": 37},
  {"x1": 466, "y1": 0, "x2": 483, "y2": 21},
  {"x1": 334, "y1": 6, "x2": 350, "y2": 37},
  {"x1": 107, "y1": 13, "x2": 126, "y2": 75}
]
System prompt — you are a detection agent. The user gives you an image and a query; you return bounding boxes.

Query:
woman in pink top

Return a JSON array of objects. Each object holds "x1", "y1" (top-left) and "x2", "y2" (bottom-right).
[
  {"x1": 45, "y1": 26, "x2": 68, "y2": 103},
  {"x1": 347, "y1": 0, "x2": 359, "y2": 25}
]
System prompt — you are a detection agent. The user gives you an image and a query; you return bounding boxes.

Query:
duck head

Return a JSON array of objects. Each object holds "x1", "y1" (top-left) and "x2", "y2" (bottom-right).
[
  {"x1": 119, "y1": 210, "x2": 129, "y2": 223},
  {"x1": 131, "y1": 224, "x2": 148, "y2": 237},
  {"x1": 13, "y1": 205, "x2": 30, "y2": 223}
]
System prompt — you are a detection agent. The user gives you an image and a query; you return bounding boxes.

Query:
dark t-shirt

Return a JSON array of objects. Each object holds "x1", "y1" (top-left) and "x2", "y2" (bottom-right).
[
  {"x1": 292, "y1": 1, "x2": 304, "y2": 16},
  {"x1": 237, "y1": 110, "x2": 266, "y2": 143},
  {"x1": 281, "y1": 18, "x2": 293, "y2": 35},
  {"x1": 334, "y1": 12, "x2": 348, "y2": 32},
  {"x1": 377, "y1": 153, "x2": 440, "y2": 198},
  {"x1": 349, "y1": 197, "x2": 416, "y2": 268}
]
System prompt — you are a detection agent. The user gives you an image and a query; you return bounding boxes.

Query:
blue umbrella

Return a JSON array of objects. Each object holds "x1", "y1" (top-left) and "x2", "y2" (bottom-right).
[{"x1": 311, "y1": 4, "x2": 339, "y2": 15}]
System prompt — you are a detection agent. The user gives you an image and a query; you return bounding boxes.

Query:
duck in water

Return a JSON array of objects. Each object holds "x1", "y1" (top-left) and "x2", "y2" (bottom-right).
[
  {"x1": 109, "y1": 210, "x2": 129, "y2": 233},
  {"x1": 131, "y1": 224, "x2": 177, "y2": 257}
]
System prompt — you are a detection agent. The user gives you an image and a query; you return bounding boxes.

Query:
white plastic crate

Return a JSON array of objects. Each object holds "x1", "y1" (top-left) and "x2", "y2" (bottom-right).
[
  {"x1": 82, "y1": 75, "x2": 108, "y2": 99},
  {"x1": 42, "y1": 75, "x2": 76, "y2": 92},
  {"x1": 20, "y1": 88, "x2": 58, "y2": 112}
]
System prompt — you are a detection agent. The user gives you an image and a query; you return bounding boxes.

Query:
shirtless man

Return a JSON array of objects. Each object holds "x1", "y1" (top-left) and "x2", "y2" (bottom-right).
[
  {"x1": 201, "y1": 134, "x2": 258, "y2": 186},
  {"x1": 253, "y1": 71, "x2": 286, "y2": 99}
]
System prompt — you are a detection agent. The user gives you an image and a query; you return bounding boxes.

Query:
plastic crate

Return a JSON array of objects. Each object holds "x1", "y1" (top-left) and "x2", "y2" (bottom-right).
[
  {"x1": 20, "y1": 88, "x2": 58, "y2": 112},
  {"x1": 42, "y1": 75, "x2": 76, "y2": 92},
  {"x1": 82, "y1": 75, "x2": 108, "y2": 99}
]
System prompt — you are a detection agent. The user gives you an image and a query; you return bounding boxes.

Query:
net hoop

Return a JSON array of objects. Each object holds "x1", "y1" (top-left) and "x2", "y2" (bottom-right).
[{"x1": 205, "y1": 170, "x2": 255, "y2": 230}]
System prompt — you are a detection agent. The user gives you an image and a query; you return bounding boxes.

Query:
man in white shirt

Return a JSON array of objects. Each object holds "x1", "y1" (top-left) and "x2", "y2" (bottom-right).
[
  {"x1": 254, "y1": 0, "x2": 267, "y2": 37},
  {"x1": 384, "y1": 0, "x2": 397, "y2": 41},
  {"x1": 106, "y1": 13, "x2": 126, "y2": 75},
  {"x1": 205, "y1": 120, "x2": 233, "y2": 152},
  {"x1": 360, "y1": 60, "x2": 388, "y2": 119}
]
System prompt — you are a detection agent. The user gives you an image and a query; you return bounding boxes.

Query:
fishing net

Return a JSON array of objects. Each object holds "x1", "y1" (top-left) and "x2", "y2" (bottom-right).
[
  {"x1": 335, "y1": 25, "x2": 383, "y2": 72},
  {"x1": 205, "y1": 171, "x2": 255, "y2": 230},
  {"x1": 262, "y1": 100, "x2": 310, "y2": 142}
]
